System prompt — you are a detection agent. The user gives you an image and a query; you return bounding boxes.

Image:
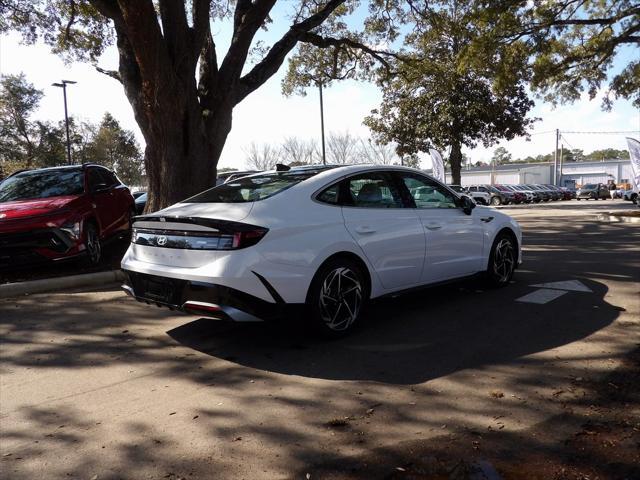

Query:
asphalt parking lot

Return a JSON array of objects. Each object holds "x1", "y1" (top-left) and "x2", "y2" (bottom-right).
[{"x1": 1, "y1": 200, "x2": 638, "y2": 480}]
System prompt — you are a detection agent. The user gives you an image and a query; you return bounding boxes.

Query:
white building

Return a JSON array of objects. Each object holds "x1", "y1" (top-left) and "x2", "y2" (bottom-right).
[{"x1": 443, "y1": 159, "x2": 632, "y2": 187}]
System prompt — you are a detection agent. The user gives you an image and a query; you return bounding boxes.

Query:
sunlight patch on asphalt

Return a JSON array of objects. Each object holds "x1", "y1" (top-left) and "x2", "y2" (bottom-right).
[
  {"x1": 516, "y1": 279, "x2": 593, "y2": 304},
  {"x1": 529, "y1": 280, "x2": 593, "y2": 292},
  {"x1": 516, "y1": 288, "x2": 568, "y2": 304}
]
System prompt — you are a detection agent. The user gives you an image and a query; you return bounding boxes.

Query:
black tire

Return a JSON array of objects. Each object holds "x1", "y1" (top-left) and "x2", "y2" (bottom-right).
[
  {"x1": 490, "y1": 196, "x2": 502, "y2": 206},
  {"x1": 485, "y1": 233, "x2": 517, "y2": 288},
  {"x1": 83, "y1": 222, "x2": 102, "y2": 265},
  {"x1": 306, "y1": 257, "x2": 368, "y2": 337}
]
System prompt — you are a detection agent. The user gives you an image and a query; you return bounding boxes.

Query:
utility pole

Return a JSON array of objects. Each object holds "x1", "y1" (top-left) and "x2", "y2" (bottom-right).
[
  {"x1": 318, "y1": 82, "x2": 326, "y2": 165},
  {"x1": 559, "y1": 143, "x2": 564, "y2": 187},
  {"x1": 553, "y1": 128, "x2": 559, "y2": 185},
  {"x1": 52, "y1": 80, "x2": 77, "y2": 165}
]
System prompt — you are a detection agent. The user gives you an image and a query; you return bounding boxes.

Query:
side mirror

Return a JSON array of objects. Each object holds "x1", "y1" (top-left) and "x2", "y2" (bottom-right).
[{"x1": 460, "y1": 195, "x2": 476, "y2": 215}]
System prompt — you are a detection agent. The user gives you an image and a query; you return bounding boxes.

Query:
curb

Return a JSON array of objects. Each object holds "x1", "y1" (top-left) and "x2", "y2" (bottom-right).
[{"x1": 0, "y1": 270, "x2": 125, "y2": 299}]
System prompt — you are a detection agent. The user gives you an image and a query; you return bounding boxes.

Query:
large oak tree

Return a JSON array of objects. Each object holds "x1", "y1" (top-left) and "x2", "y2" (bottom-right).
[
  {"x1": 363, "y1": 1, "x2": 535, "y2": 185},
  {"x1": 1, "y1": 0, "x2": 398, "y2": 210}
]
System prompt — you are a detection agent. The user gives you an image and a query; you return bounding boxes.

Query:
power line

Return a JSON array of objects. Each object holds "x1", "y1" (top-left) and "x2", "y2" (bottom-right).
[
  {"x1": 560, "y1": 130, "x2": 639, "y2": 135},
  {"x1": 528, "y1": 129, "x2": 556, "y2": 136},
  {"x1": 559, "y1": 134, "x2": 575, "y2": 150}
]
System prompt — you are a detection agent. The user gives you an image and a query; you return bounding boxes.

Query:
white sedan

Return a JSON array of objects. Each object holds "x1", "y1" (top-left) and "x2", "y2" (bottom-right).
[{"x1": 121, "y1": 165, "x2": 522, "y2": 336}]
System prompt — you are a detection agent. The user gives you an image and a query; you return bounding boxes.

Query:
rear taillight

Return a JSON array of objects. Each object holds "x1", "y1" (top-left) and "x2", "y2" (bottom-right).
[
  {"x1": 131, "y1": 225, "x2": 268, "y2": 250},
  {"x1": 232, "y1": 229, "x2": 268, "y2": 249}
]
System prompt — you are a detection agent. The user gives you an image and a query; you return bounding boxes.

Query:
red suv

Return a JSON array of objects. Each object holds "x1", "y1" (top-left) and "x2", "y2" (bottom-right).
[{"x1": 0, "y1": 164, "x2": 134, "y2": 267}]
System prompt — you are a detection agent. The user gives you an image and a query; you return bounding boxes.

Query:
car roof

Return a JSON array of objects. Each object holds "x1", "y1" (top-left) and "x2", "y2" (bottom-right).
[{"x1": 8, "y1": 163, "x2": 111, "y2": 178}]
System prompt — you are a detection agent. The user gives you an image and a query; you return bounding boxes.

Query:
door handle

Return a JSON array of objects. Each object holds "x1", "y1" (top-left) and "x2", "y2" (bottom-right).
[
  {"x1": 424, "y1": 222, "x2": 442, "y2": 230},
  {"x1": 354, "y1": 226, "x2": 376, "y2": 234},
  {"x1": 480, "y1": 216, "x2": 494, "y2": 223}
]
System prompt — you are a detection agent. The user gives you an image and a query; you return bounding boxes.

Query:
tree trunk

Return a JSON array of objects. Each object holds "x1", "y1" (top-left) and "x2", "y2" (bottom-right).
[
  {"x1": 141, "y1": 94, "x2": 227, "y2": 213},
  {"x1": 90, "y1": 0, "x2": 347, "y2": 212},
  {"x1": 449, "y1": 141, "x2": 462, "y2": 186}
]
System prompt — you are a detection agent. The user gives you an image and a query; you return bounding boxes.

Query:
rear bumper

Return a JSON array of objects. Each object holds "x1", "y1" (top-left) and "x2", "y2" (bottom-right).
[{"x1": 122, "y1": 270, "x2": 294, "y2": 322}]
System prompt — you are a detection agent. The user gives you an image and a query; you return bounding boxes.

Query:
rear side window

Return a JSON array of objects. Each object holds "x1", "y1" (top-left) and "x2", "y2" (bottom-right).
[
  {"x1": 316, "y1": 184, "x2": 340, "y2": 205},
  {"x1": 185, "y1": 172, "x2": 316, "y2": 203}
]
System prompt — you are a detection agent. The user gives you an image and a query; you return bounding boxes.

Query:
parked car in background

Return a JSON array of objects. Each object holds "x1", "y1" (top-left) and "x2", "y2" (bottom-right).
[
  {"x1": 132, "y1": 190, "x2": 146, "y2": 200},
  {"x1": 134, "y1": 192, "x2": 147, "y2": 215},
  {"x1": 559, "y1": 186, "x2": 577, "y2": 199},
  {"x1": 543, "y1": 184, "x2": 567, "y2": 201},
  {"x1": 622, "y1": 189, "x2": 638, "y2": 202},
  {"x1": 122, "y1": 165, "x2": 522, "y2": 336},
  {"x1": 576, "y1": 183, "x2": 609, "y2": 200},
  {"x1": 0, "y1": 164, "x2": 134, "y2": 266},
  {"x1": 525, "y1": 184, "x2": 552, "y2": 201},
  {"x1": 468, "y1": 185, "x2": 513, "y2": 206},
  {"x1": 449, "y1": 185, "x2": 490, "y2": 205},
  {"x1": 216, "y1": 170, "x2": 261, "y2": 185},
  {"x1": 510, "y1": 184, "x2": 541, "y2": 202},
  {"x1": 497, "y1": 185, "x2": 529, "y2": 203}
]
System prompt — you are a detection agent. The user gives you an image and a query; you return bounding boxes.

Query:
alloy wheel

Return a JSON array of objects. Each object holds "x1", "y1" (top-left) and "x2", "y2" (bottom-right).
[
  {"x1": 493, "y1": 238, "x2": 515, "y2": 283},
  {"x1": 318, "y1": 267, "x2": 363, "y2": 332},
  {"x1": 86, "y1": 225, "x2": 102, "y2": 264}
]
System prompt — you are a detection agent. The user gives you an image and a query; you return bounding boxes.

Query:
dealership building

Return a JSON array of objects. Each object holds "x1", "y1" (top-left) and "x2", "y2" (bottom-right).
[{"x1": 443, "y1": 159, "x2": 633, "y2": 188}]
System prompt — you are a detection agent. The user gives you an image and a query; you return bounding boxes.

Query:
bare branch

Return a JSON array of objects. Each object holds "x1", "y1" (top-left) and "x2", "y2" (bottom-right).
[
  {"x1": 95, "y1": 65, "x2": 122, "y2": 82},
  {"x1": 236, "y1": 0, "x2": 346, "y2": 103}
]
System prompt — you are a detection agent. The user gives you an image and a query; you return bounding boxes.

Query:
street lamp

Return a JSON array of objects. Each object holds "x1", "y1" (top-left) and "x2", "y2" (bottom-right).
[
  {"x1": 52, "y1": 80, "x2": 77, "y2": 165},
  {"x1": 318, "y1": 82, "x2": 326, "y2": 165}
]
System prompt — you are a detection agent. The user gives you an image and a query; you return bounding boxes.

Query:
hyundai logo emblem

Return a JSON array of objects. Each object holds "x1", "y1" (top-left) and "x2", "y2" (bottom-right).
[{"x1": 156, "y1": 235, "x2": 168, "y2": 246}]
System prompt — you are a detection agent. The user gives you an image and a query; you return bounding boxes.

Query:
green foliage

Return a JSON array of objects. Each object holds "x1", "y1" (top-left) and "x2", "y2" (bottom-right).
[
  {"x1": 475, "y1": 0, "x2": 640, "y2": 109},
  {"x1": 492, "y1": 147, "x2": 512, "y2": 166},
  {"x1": 364, "y1": 1, "x2": 535, "y2": 184},
  {"x1": 82, "y1": 113, "x2": 144, "y2": 185},
  {"x1": 0, "y1": 73, "x2": 43, "y2": 166},
  {"x1": 0, "y1": 73, "x2": 143, "y2": 184},
  {"x1": 0, "y1": 0, "x2": 114, "y2": 63}
]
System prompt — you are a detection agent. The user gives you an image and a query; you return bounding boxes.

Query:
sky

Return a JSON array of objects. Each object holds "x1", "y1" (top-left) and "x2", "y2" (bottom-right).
[{"x1": 1, "y1": 14, "x2": 638, "y2": 171}]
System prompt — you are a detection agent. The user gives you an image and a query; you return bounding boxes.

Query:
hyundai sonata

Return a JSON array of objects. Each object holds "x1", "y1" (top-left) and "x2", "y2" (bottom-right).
[{"x1": 121, "y1": 165, "x2": 522, "y2": 335}]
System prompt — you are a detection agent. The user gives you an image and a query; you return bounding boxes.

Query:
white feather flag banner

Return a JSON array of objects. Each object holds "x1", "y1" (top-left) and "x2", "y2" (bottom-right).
[
  {"x1": 429, "y1": 149, "x2": 445, "y2": 183},
  {"x1": 626, "y1": 137, "x2": 640, "y2": 191}
]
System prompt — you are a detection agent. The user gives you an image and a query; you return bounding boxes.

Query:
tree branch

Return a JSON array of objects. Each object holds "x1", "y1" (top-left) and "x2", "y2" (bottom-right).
[
  {"x1": 218, "y1": 0, "x2": 277, "y2": 86},
  {"x1": 192, "y1": 0, "x2": 212, "y2": 61},
  {"x1": 95, "y1": 65, "x2": 122, "y2": 82},
  {"x1": 298, "y1": 31, "x2": 402, "y2": 69},
  {"x1": 235, "y1": 0, "x2": 346, "y2": 103}
]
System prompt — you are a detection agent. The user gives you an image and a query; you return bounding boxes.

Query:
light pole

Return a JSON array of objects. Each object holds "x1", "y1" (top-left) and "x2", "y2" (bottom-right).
[
  {"x1": 318, "y1": 82, "x2": 326, "y2": 165},
  {"x1": 52, "y1": 80, "x2": 77, "y2": 165}
]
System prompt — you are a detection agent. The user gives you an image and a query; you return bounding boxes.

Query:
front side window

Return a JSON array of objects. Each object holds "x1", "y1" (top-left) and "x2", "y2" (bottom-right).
[
  {"x1": 185, "y1": 171, "x2": 318, "y2": 203},
  {"x1": 343, "y1": 173, "x2": 403, "y2": 208},
  {"x1": 400, "y1": 173, "x2": 458, "y2": 209},
  {"x1": 0, "y1": 169, "x2": 85, "y2": 202}
]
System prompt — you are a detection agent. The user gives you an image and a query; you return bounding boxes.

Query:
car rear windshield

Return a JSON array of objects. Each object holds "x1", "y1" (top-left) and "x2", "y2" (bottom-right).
[
  {"x1": 0, "y1": 169, "x2": 85, "y2": 203},
  {"x1": 185, "y1": 171, "x2": 318, "y2": 203}
]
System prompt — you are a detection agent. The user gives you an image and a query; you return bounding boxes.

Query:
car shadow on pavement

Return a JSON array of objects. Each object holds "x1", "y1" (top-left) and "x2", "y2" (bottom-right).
[
  {"x1": 166, "y1": 275, "x2": 619, "y2": 384},
  {"x1": 167, "y1": 211, "x2": 638, "y2": 384}
]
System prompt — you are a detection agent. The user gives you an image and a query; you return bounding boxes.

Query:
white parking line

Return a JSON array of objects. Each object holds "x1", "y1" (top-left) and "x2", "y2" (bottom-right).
[
  {"x1": 529, "y1": 280, "x2": 592, "y2": 292},
  {"x1": 516, "y1": 288, "x2": 568, "y2": 304}
]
